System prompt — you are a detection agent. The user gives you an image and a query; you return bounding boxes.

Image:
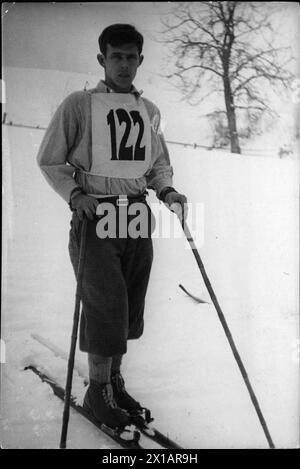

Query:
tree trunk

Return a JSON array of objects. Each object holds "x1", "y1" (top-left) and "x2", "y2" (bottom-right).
[{"x1": 223, "y1": 76, "x2": 241, "y2": 154}]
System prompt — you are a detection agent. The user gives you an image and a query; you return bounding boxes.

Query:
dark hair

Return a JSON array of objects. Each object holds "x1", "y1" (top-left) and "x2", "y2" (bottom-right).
[{"x1": 98, "y1": 24, "x2": 144, "y2": 56}]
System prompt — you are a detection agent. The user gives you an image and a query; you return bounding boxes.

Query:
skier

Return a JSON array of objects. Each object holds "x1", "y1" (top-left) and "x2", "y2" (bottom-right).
[{"x1": 37, "y1": 23, "x2": 187, "y2": 433}]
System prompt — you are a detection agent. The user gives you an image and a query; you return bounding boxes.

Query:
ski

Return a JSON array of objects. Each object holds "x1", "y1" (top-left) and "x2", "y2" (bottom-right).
[
  {"x1": 134, "y1": 419, "x2": 183, "y2": 449},
  {"x1": 31, "y1": 333, "x2": 87, "y2": 382},
  {"x1": 25, "y1": 365, "x2": 142, "y2": 449},
  {"x1": 30, "y1": 335, "x2": 183, "y2": 449},
  {"x1": 179, "y1": 284, "x2": 210, "y2": 304}
]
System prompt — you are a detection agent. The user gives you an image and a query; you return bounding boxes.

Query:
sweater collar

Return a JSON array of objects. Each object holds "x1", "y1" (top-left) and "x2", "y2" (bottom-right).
[{"x1": 96, "y1": 80, "x2": 143, "y2": 97}]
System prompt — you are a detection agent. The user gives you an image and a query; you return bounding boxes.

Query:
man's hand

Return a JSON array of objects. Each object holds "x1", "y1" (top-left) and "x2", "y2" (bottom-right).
[
  {"x1": 164, "y1": 191, "x2": 188, "y2": 222},
  {"x1": 71, "y1": 193, "x2": 99, "y2": 221}
]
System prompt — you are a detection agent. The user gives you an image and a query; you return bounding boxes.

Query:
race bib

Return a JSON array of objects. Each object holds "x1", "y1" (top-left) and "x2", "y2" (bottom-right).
[{"x1": 91, "y1": 93, "x2": 152, "y2": 179}]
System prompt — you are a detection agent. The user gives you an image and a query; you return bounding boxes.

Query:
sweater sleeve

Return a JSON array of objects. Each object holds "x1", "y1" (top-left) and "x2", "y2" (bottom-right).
[
  {"x1": 145, "y1": 108, "x2": 174, "y2": 197},
  {"x1": 36, "y1": 92, "x2": 82, "y2": 203}
]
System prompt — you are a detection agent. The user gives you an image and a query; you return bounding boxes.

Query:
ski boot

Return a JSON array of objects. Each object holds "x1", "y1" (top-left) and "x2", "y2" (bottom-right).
[
  {"x1": 111, "y1": 372, "x2": 153, "y2": 430},
  {"x1": 83, "y1": 380, "x2": 140, "y2": 441}
]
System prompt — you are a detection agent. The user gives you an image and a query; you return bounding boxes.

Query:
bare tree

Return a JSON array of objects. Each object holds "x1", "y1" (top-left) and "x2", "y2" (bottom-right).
[{"x1": 160, "y1": 1, "x2": 294, "y2": 153}]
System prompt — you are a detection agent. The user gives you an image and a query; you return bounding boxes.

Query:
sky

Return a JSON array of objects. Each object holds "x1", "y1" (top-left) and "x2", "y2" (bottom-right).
[
  {"x1": 2, "y1": 1, "x2": 299, "y2": 147},
  {"x1": 2, "y1": 2, "x2": 170, "y2": 74},
  {"x1": 2, "y1": 3, "x2": 183, "y2": 112}
]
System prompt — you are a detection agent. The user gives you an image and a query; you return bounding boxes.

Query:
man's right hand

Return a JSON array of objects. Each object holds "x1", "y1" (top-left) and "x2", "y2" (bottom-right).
[{"x1": 71, "y1": 193, "x2": 99, "y2": 220}]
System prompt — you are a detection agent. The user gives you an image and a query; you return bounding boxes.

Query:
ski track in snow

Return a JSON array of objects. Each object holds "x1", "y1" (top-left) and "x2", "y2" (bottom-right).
[{"x1": 1, "y1": 126, "x2": 299, "y2": 449}]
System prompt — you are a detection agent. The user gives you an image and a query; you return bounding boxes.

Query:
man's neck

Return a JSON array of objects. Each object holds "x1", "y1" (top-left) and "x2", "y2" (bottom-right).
[{"x1": 103, "y1": 79, "x2": 132, "y2": 94}]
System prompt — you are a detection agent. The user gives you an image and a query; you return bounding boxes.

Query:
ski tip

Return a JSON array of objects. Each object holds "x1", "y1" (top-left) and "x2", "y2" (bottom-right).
[{"x1": 178, "y1": 284, "x2": 210, "y2": 304}]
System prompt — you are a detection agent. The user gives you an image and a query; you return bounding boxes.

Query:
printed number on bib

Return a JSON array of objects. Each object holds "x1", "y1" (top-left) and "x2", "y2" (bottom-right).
[{"x1": 107, "y1": 108, "x2": 146, "y2": 161}]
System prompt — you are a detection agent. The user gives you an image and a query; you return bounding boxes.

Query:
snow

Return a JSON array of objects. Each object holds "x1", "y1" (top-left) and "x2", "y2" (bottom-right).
[{"x1": 1, "y1": 125, "x2": 299, "y2": 449}]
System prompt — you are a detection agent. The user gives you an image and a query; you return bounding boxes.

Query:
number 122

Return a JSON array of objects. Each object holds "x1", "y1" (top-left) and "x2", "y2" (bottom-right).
[{"x1": 107, "y1": 108, "x2": 146, "y2": 161}]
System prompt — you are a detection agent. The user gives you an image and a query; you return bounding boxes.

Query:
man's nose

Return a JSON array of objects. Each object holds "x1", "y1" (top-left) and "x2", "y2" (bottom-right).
[{"x1": 120, "y1": 58, "x2": 129, "y2": 69}]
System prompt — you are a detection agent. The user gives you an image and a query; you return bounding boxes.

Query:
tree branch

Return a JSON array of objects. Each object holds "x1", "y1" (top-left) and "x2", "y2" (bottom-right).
[{"x1": 158, "y1": 1, "x2": 295, "y2": 146}]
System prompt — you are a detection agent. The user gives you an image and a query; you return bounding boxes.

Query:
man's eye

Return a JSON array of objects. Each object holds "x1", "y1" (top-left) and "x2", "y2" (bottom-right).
[{"x1": 110, "y1": 55, "x2": 137, "y2": 61}]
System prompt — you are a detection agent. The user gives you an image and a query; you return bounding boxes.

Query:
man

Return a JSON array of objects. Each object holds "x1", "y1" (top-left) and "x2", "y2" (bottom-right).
[{"x1": 37, "y1": 24, "x2": 187, "y2": 434}]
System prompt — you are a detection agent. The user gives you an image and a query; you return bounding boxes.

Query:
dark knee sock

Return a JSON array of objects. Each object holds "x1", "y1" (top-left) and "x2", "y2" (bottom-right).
[
  {"x1": 88, "y1": 353, "x2": 112, "y2": 385},
  {"x1": 111, "y1": 354, "x2": 123, "y2": 376}
]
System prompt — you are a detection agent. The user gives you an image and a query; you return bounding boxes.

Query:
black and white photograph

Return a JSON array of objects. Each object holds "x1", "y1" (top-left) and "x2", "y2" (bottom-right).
[{"x1": 1, "y1": 1, "x2": 299, "y2": 451}]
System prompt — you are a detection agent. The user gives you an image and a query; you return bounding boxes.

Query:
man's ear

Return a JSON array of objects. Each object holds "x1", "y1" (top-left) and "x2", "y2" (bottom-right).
[
  {"x1": 97, "y1": 53, "x2": 106, "y2": 68},
  {"x1": 138, "y1": 55, "x2": 144, "y2": 67}
]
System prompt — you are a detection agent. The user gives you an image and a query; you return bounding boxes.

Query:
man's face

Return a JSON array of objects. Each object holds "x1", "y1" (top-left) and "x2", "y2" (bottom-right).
[{"x1": 98, "y1": 43, "x2": 143, "y2": 92}]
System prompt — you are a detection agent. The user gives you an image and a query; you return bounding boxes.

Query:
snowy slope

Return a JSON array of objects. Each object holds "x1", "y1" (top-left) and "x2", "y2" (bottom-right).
[{"x1": 1, "y1": 125, "x2": 299, "y2": 449}]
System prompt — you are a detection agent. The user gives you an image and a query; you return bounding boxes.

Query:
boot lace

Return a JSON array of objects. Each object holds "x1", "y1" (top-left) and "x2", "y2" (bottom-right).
[
  {"x1": 102, "y1": 383, "x2": 117, "y2": 409},
  {"x1": 112, "y1": 373, "x2": 129, "y2": 396}
]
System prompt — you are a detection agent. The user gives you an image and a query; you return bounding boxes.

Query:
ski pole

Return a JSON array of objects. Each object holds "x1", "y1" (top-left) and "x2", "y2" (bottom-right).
[
  {"x1": 180, "y1": 216, "x2": 275, "y2": 449},
  {"x1": 60, "y1": 216, "x2": 88, "y2": 449}
]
